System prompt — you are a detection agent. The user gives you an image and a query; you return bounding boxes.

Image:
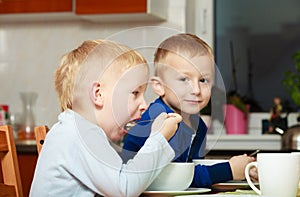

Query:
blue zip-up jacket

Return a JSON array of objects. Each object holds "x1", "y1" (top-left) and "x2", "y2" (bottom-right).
[{"x1": 121, "y1": 97, "x2": 233, "y2": 188}]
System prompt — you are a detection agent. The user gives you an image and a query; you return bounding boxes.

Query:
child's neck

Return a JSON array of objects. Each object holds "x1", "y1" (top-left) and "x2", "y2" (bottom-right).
[{"x1": 181, "y1": 113, "x2": 192, "y2": 128}]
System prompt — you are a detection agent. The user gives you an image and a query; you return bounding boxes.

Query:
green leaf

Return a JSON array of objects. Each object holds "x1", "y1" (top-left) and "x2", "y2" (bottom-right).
[{"x1": 282, "y1": 50, "x2": 300, "y2": 107}]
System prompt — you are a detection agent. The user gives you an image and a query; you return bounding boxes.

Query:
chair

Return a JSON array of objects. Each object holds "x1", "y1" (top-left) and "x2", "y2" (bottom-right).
[
  {"x1": 34, "y1": 125, "x2": 49, "y2": 155},
  {"x1": 0, "y1": 125, "x2": 23, "y2": 197}
]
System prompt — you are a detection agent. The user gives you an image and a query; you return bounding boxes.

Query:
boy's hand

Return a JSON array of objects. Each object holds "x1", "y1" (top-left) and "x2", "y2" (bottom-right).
[
  {"x1": 151, "y1": 112, "x2": 182, "y2": 140},
  {"x1": 229, "y1": 154, "x2": 256, "y2": 180}
]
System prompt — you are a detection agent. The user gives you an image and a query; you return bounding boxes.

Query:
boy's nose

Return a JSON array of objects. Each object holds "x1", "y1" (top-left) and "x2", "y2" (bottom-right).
[
  {"x1": 192, "y1": 82, "x2": 201, "y2": 95},
  {"x1": 139, "y1": 97, "x2": 148, "y2": 112}
]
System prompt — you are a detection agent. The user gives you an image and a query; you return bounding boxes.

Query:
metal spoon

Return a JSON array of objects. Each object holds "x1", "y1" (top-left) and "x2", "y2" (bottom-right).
[
  {"x1": 124, "y1": 119, "x2": 154, "y2": 131},
  {"x1": 249, "y1": 149, "x2": 260, "y2": 157}
]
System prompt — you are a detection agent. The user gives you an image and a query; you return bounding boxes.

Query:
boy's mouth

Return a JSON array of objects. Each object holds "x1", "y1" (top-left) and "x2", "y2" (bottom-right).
[
  {"x1": 123, "y1": 117, "x2": 151, "y2": 132},
  {"x1": 121, "y1": 128, "x2": 128, "y2": 134},
  {"x1": 123, "y1": 119, "x2": 139, "y2": 132},
  {"x1": 185, "y1": 99, "x2": 202, "y2": 104}
]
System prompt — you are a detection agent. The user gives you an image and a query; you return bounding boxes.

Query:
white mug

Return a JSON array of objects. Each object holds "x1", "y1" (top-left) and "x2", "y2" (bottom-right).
[{"x1": 245, "y1": 153, "x2": 300, "y2": 197}]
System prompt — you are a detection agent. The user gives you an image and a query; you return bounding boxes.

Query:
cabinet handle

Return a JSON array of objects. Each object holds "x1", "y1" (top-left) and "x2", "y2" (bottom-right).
[{"x1": 197, "y1": 8, "x2": 207, "y2": 34}]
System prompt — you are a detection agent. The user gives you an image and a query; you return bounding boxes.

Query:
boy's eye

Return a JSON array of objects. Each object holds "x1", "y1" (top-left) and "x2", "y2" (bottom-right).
[
  {"x1": 179, "y1": 77, "x2": 188, "y2": 82},
  {"x1": 200, "y1": 78, "x2": 207, "y2": 83},
  {"x1": 132, "y1": 91, "x2": 139, "y2": 96}
]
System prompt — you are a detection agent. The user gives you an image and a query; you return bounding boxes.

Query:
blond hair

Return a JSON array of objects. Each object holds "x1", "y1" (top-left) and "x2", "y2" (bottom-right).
[
  {"x1": 54, "y1": 40, "x2": 98, "y2": 111},
  {"x1": 154, "y1": 33, "x2": 214, "y2": 76},
  {"x1": 54, "y1": 39, "x2": 147, "y2": 111}
]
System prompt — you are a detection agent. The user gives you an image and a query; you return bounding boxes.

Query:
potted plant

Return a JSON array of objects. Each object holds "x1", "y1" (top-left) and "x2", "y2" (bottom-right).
[
  {"x1": 224, "y1": 92, "x2": 249, "y2": 134},
  {"x1": 227, "y1": 93, "x2": 249, "y2": 117},
  {"x1": 223, "y1": 41, "x2": 250, "y2": 134},
  {"x1": 281, "y1": 51, "x2": 300, "y2": 150},
  {"x1": 282, "y1": 50, "x2": 300, "y2": 120}
]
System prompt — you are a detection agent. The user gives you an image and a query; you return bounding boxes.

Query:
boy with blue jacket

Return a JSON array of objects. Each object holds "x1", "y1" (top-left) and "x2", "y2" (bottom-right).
[{"x1": 122, "y1": 33, "x2": 257, "y2": 188}]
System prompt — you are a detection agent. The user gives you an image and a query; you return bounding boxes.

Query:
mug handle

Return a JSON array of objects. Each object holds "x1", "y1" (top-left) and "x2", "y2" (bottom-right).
[{"x1": 245, "y1": 161, "x2": 261, "y2": 195}]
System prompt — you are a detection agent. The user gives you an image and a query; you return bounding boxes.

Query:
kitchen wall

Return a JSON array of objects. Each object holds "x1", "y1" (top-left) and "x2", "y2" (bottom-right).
[{"x1": 0, "y1": 0, "x2": 187, "y2": 126}]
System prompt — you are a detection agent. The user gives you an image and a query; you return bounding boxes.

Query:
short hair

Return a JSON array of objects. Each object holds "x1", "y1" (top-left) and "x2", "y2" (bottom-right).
[
  {"x1": 54, "y1": 40, "x2": 98, "y2": 111},
  {"x1": 154, "y1": 33, "x2": 214, "y2": 76},
  {"x1": 54, "y1": 39, "x2": 147, "y2": 111}
]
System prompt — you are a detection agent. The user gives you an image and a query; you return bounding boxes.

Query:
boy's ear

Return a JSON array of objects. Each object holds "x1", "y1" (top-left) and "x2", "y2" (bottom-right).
[
  {"x1": 150, "y1": 76, "x2": 165, "y2": 96},
  {"x1": 90, "y1": 81, "x2": 104, "y2": 107}
]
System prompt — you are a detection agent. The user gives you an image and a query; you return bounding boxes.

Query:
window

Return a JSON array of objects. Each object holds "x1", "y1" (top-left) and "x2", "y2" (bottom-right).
[{"x1": 215, "y1": 0, "x2": 300, "y2": 111}]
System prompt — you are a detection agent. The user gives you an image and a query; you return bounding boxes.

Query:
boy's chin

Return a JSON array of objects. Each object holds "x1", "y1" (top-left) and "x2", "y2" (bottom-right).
[
  {"x1": 110, "y1": 128, "x2": 126, "y2": 142},
  {"x1": 181, "y1": 108, "x2": 201, "y2": 115}
]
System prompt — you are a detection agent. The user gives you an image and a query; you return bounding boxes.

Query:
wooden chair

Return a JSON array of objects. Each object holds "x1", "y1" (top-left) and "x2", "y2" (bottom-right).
[
  {"x1": 34, "y1": 125, "x2": 49, "y2": 155},
  {"x1": 0, "y1": 125, "x2": 23, "y2": 197}
]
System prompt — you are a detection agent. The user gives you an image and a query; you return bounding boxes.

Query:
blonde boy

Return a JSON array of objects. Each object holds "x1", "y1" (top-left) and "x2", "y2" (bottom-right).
[
  {"x1": 30, "y1": 39, "x2": 181, "y2": 196},
  {"x1": 122, "y1": 34, "x2": 257, "y2": 187}
]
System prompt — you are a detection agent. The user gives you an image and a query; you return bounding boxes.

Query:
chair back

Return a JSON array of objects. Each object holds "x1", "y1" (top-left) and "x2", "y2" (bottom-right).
[
  {"x1": 0, "y1": 125, "x2": 23, "y2": 197},
  {"x1": 34, "y1": 126, "x2": 49, "y2": 155}
]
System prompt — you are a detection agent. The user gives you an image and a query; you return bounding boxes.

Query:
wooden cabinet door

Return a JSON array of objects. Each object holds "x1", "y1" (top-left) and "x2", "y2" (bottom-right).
[
  {"x1": 76, "y1": 0, "x2": 147, "y2": 14},
  {"x1": 18, "y1": 153, "x2": 38, "y2": 197},
  {"x1": 0, "y1": 0, "x2": 72, "y2": 14}
]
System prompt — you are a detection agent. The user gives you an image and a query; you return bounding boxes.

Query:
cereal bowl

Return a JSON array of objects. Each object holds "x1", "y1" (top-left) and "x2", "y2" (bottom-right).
[
  {"x1": 192, "y1": 159, "x2": 228, "y2": 166},
  {"x1": 146, "y1": 162, "x2": 194, "y2": 191}
]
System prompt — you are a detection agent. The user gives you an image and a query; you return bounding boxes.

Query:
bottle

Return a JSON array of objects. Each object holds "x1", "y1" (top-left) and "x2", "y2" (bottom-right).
[{"x1": 0, "y1": 105, "x2": 10, "y2": 126}]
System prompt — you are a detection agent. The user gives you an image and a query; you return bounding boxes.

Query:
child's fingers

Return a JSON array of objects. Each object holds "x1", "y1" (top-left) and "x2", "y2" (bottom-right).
[
  {"x1": 166, "y1": 113, "x2": 182, "y2": 122},
  {"x1": 151, "y1": 112, "x2": 167, "y2": 133}
]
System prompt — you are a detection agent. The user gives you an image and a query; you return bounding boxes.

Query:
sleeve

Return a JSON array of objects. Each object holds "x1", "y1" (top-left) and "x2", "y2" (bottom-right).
[
  {"x1": 52, "y1": 117, "x2": 176, "y2": 197},
  {"x1": 115, "y1": 133, "x2": 176, "y2": 196},
  {"x1": 76, "y1": 129, "x2": 175, "y2": 197},
  {"x1": 191, "y1": 162, "x2": 233, "y2": 188},
  {"x1": 121, "y1": 124, "x2": 151, "y2": 163}
]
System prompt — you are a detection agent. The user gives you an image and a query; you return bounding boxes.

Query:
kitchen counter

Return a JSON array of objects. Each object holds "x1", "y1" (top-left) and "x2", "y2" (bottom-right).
[
  {"x1": 16, "y1": 140, "x2": 37, "y2": 153},
  {"x1": 205, "y1": 134, "x2": 283, "y2": 159},
  {"x1": 15, "y1": 134, "x2": 282, "y2": 153},
  {"x1": 207, "y1": 134, "x2": 281, "y2": 151},
  {"x1": 15, "y1": 112, "x2": 289, "y2": 154}
]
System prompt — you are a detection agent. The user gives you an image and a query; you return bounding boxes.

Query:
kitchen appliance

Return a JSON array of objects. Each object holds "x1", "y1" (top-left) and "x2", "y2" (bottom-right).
[{"x1": 281, "y1": 124, "x2": 300, "y2": 151}]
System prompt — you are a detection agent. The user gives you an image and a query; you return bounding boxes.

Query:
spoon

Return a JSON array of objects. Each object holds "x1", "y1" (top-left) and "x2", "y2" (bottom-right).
[
  {"x1": 124, "y1": 119, "x2": 154, "y2": 131},
  {"x1": 249, "y1": 149, "x2": 260, "y2": 157}
]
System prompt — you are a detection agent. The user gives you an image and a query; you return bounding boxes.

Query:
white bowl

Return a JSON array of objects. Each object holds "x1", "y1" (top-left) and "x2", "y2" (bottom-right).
[
  {"x1": 192, "y1": 159, "x2": 228, "y2": 166},
  {"x1": 146, "y1": 162, "x2": 194, "y2": 191}
]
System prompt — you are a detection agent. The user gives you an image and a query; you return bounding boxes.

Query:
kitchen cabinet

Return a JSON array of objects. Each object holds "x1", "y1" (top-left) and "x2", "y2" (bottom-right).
[
  {"x1": 16, "y1": 140, "x2": 38, "y2": 197},
  {"x1": 186, "y1": 0, "x2": 214, "y2": 47},
  {"x1": 0, "y1": 0, "x2": 72, "y2": 14},
  {"x1": 18, "y1": 153, "x2": 38, "y2": 197},
  {"x1": 76, "y1": 0, "x2": 146, "y2": 14},
  {"x1": 0, "y1": 0, "x2": 167, "y2": 22},
  {"x1": 75, "y1": 0, "x2": 167, "y2": 22}
]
